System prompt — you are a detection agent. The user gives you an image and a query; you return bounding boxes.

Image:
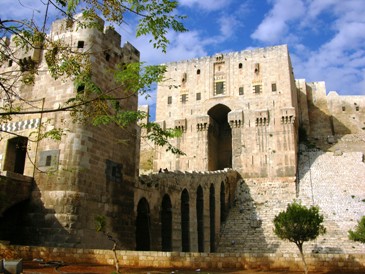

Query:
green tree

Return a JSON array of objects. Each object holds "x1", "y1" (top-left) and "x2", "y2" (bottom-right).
[
  {"x1": 0, "y1": 0, "x2": 186, "y2": 153},
  {"x1": 95, "y1": 215, "x2": 120, "y2": 273},
  {"x1": 349, "y1": 216, "x2": 365, "y2": 243},
  {"x1": 273, "y1": 201, "x2": 326, "y2": 274}
]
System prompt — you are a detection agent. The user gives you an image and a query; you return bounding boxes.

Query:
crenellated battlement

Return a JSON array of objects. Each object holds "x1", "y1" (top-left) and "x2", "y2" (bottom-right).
[
  {"x1": 139, "y1": 168, "x2": 236, "y2": 188},
  {"x1": 165, "y1": 44, "x2": 289, "y2": 67}
]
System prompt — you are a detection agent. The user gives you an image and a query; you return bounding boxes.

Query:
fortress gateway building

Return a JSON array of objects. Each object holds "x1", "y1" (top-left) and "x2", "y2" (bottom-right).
[{"x1": 154, "y1": 45, "x2": 299, "y2": 178}]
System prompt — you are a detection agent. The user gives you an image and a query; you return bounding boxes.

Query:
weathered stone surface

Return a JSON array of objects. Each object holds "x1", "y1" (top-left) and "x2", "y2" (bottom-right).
[{"x1": 0, "y1": 14, "x2": 139, "y2": 249}]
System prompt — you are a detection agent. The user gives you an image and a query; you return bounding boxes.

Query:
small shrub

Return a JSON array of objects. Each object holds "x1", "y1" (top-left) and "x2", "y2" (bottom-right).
[{"x1": 349, "y1": 216, "x2": 365, "y2": 243}]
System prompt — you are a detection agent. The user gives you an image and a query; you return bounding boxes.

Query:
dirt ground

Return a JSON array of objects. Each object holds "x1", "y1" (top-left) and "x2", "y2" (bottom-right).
[
  {"x1": 19, "y1": 260, "x2": 351, "y2": 274},
  {"x1": 19, "y1": 260, "x2": 304, "y2": 274}
]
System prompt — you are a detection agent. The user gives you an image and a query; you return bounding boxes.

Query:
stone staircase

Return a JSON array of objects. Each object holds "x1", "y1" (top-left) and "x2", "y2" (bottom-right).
[{"x1": 217, "y1": 150, "x2": 365, "y2": 255}]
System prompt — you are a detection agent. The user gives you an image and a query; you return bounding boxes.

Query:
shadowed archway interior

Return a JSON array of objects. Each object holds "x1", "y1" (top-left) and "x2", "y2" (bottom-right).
[{"x1": 207, "y1": 104, "x2": 232, "y2": 171}]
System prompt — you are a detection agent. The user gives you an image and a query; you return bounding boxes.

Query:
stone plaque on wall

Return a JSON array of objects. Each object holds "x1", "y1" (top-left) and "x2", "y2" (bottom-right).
[{"x1": 38, "y1": 150, "x2": 60, "y2": 172}]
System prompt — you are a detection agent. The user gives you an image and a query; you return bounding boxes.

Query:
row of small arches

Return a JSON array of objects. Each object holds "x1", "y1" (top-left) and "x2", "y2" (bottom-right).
[{"x1": 135, "y1": 182, "x2": 227, "y2": 252}]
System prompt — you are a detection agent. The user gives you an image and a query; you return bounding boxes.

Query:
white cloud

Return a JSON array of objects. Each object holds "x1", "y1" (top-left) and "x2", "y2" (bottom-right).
[
  {"x1": 218, "y1": 16, "x2": 242, "y2": 40},
  {"x1": 293, "y1": 1, "x2": 365, "y2": 95},
  {"x1": 252, "y1": 0, "x2": 365, "y2": 95},
  {"x1": 0, "y1": 0, "x2": 61, "y2": 29},
  {"x1": 251, "y1": 0, "x2": 305, "y2": 43},
  {"x1": 179, "y1": 0, "x2": 231, "y2": 11}
]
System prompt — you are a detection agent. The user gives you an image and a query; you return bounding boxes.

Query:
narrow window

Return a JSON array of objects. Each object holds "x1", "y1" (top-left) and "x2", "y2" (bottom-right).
[
  {"x1": 8, "y1": 60, "x2": 13, "y2": 67},
  {"x1": 77, "y1": 84, "x2": 85, "y2": 93},
  {"x1": 238, "y1": 63, "x2": 243, "y2": 69},
  {"x1": 197, "y1": 69, "x2": 201, "y2": 75},
  {"x1": 254, "y1": 63, "x2": 260, "y2": 74},
  {"x1": 105, "y1": 52, "x2": 111, "y2": 61},
  {"x1": 215, "y1": 82, "x2": 224, "y2": 95},
  {"x1": 272, "y1": 83, "x2": 277, "y2": 92},
  {"x1": 254, "y1": 84, "x2": 262, "y2": 94},
  {"x1": 342, "y1": 106, "x2": 346, "y2": 111},
  {"x1": 112, "y1": 166, "x2": 117, "y2": 177},
  {"x1": 45, "y1": 155, "x2": 52, "y2": 166},
  {"x1": 182, "y1": 72, "x2": 187, "y2": 83},
  {"x1": 239, "y1": 87, "x2": 244, "y2": 95},
  {"x1": 196, "y1": 93, "x2": 201, "y2": 100},
  {"x1": 356, "y1": 106, "x2": 359, "y2": 111},
  {"x1": 167, "y1": 96, "x2": 172, "y2": 105},
  {"x1": 181, "y1": 94, "x2": 187, "y2": 103},
  {"x1": 77, "y1": 41, "x2": 84, "y2": 48}
]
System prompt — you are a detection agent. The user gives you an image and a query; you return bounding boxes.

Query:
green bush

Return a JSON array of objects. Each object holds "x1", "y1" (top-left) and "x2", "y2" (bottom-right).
[{"x1": 349, "y1": 216, "x2": 365, "y2": 243}]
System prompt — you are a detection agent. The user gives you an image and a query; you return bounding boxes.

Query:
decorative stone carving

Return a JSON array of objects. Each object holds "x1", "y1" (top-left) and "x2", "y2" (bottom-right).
[
  {"x1": 255, "y1": 110, "x2": 269, "y2": 126},
  {"x1": 280, "y1": 107, "x2": 295, "y2": 124},
  {"x1": 228, "y1": 110, "x2": 244, "y2": 128}
]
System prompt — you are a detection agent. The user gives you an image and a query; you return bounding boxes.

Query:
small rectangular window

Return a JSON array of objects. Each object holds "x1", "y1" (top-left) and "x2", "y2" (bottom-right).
[
  {"x1": 112, "y1": 166, "x2": 117, "y2": 177},
  {"x1": 167, "y1": 96, "x2": 172, "y2": 104},
  {"x1": 239, "y1": 87, "x2": 244, "y2": 95},
  {"x1": 77, "y1": 41, "x2": 84, "y2": 48},
  {"x1": 181, "y1": 94, "x2": 187, "y2": 103},
  {"x1": 215, "y1": 81, "x2": 224, "y2": 95},
  {"x1": 196, "y1": 93, "x2": 201, "y2": 100},
  {"x1": 8, "y1": 60, "x2": 13, "y2": 67},
  {"x1": 272, "y1": 83, "x2": 277, "y2": 92},
  {"x1": 356, "y1": 106, "x2": 359, "y2": 111},
  {"x1": 45, "y1": 155, "x2": 52, "y2": 166},
  {"x1": 254, "y1": 84, "x2": 262, "y2": 94},
  {"x1": 342, "y1": 106, "x2": 346, "y2": 111}
]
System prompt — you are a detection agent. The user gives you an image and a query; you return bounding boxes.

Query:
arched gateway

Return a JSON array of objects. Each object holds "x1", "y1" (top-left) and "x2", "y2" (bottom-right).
[{"x1": 207, "y1": 104, "x2": 232, "y2": 171}]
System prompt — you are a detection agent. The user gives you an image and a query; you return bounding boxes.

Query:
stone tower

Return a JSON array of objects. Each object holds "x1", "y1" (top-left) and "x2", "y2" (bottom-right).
[
  {"x1": 155, "y1": 45, "x2": 299, "y2": 178},
  {"x1": 0, "y1": 15, "x2": 140, "y2": 248}
]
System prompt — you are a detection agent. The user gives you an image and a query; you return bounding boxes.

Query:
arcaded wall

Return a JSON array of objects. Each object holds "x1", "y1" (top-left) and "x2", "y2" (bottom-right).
[{"x1": 134, "y1": 170, "x2": 239, "y2": 252}]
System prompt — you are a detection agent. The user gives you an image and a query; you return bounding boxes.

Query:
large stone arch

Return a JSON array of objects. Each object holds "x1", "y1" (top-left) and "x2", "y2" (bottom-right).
[
  {"x1": 160, "y1": 194, "x2": 172, "y2": 251},
  {"x1": 207, "y1": 104, "x2": 232, "y2": 171},
  {"x1": 196, "y1": 185, "x2": 204, "y2": 252},
  {"x1": 181, "y1": 189, "x2": 190, "y2": 252},
  {"x1": 220, "y1": 181, "x2": 226, "y2": 223},
  {"x1": 209, "y1": 183, "x2": 216, "y2": 252},
  {"x1": 136, "y1": 197, "x2": 151, "y2": 251}
]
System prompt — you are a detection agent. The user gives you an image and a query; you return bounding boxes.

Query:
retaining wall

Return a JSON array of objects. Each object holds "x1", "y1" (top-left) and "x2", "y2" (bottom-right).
[{"x1": 1, "y1": 244, "x2": 364, "y2": 272}]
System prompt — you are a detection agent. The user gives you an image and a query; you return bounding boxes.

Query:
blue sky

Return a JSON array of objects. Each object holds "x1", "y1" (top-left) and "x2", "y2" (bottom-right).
[{"x1": 1, "y1": 0, "x2": 364, "y2": 120}]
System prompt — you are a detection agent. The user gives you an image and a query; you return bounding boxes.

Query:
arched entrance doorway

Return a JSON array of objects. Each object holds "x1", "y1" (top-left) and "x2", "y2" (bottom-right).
[
  {"x1": 4, "y1": 136, "x2": 28, "y2": 174},
  {"x1": 207, "y1": 104, "x2": 232, "y2": 171},
  {"x1": 181, "y1": 189, "x2": 190, "y2": 252},
  {"x1": 196, "y1": 185, "x2": 204, "y2": 252},
  {"x1": 136, "y1": 198, "x2": 151, "y2": 251},
  {"x1": 161, "y1": 194, "x2": 172, "y2": 251}
]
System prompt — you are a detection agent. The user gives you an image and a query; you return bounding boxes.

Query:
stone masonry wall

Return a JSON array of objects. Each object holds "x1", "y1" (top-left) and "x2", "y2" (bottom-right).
[
  {"x1": 154, "y1": 45, "x2": 298, "y2": 178},
  {"x1": 1, "y1": 244, "x2": 364, "y2": 273},
  {"x1": 0, "y1": 15, "x2": 140, "y2": 249},
  {"x1": 218, "y1": 145, "x2": 365, "y2": 256}
]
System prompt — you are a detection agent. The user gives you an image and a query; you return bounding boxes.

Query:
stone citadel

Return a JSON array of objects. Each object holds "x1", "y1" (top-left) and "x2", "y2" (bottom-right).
[{"x1": 0, "y1": 15, "x2": 364, "y2": 268}]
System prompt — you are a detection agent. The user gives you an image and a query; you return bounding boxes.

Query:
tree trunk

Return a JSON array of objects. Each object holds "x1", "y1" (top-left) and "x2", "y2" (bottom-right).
[
  {"x1": 297, "y1": 243, "x2": 308, "y2": 274},
  {"x1": 112, "y1": 242, "x2": 120, "y2": 273}
]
